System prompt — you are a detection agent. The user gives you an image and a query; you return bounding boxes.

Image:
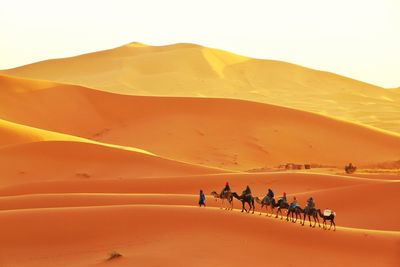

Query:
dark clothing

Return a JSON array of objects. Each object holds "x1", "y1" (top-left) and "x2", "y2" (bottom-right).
[
  {"x1": 199, "y1": 192, "x2": 206, "y2": 206},
  {"x1": 242, "y1": 186, "x2": 252, "y2": 196},
  {"x1": 220, "y1": 184, "x2": 231, "y2": 197},
  {"x1": 307, "y1": 199, "x2": 315, "y2": 209},
  {"x1": 224, "y1": 184, "x2": 231, "y2": 191},
  {"x1": 267, "y1": 189, "x2": 274, "y2": 199}
]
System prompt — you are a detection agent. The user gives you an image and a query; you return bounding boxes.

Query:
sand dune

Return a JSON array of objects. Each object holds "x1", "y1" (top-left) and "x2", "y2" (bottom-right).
[
  {"x1": 1, "y1": 75, "x2": 399, "y2": 171},
  {"x1": 1, "y1": 44, "x2": 399, "y2": 267},
  {"x1": 1, "y1": 43, "x2": 400, "y2": 134},
  {"x1": 0, "y1": 141, "x2": 225, "y2": 189},
  {"x1": 0, "y1": 170, "x2": 397, "y2": 230},
  {"x1": 0, "y1": 205, "x2": 398, "y2": 267}
]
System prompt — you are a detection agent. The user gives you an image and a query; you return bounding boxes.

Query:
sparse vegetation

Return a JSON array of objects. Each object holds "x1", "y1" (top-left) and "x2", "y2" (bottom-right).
[
  {"x1": 76, "y1": 173, "x2": 91, "y2": 178},
  {"x1": 107, "y1": 251, "x2": 122, "y2": 261}
]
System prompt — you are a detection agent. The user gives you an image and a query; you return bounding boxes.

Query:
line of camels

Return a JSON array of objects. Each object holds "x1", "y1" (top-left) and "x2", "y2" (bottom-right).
[{"x1": 210, "y1": 191, "x2": 336, "y2": 231}]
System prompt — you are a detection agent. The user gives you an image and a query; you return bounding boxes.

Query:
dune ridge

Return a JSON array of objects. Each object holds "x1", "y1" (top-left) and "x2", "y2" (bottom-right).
[
  {"x1": 1, "y1": 75, "x2": 400, "y2": 171},
  {"x1": 1, "y1": 42, "x2": 400, "y2": 134},
  {"x1": 1, "y1": 45, "x2": 399, "y2": 266}
]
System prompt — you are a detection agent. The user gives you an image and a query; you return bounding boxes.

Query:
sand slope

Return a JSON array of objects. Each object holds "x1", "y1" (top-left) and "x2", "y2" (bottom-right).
[
  {"x1": 0, "y1": 141, "x2": 225, "y2": 189},
  {"x1": 1, "y1": 75, "x2": 399, "y2": 171},
  {"x1": 2, "y1": 42, "x2": 400, "y2": 134},
  {"x1": 0, "y1": 170, "x2": 398, "y2": 230},
  {"x1": 0, "y1": 205, "x2": 398, "y2": 267},
  {"x1": 1, "y1": 47, "x2": 399, "y2": 267}
]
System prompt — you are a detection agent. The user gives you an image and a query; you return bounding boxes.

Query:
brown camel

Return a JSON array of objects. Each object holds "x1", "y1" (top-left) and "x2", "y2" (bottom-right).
[
  {"x1": 301, "y1": 206, "x2": 321, "y2": 228},
  {"x1": 286, "y1": 205, "x2": 303, "y2": 223},
  {"x1": 232, "y1": 192, "x2": 255, "y2": 213},
  {"x1": 255, "y1": 196, "x2": 276, "y2": 216},
  {"x1": 317, "y1": 209, "x2": 336, "y2": 231},
  {"x1": 210, "y1": 191, "x2": 233, "y2": 210},
  {"x1": 274, "y1": 198, "x2": 289, "y2": 219}
]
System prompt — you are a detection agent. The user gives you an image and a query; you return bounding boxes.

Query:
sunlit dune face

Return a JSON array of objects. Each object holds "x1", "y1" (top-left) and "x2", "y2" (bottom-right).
[
  {"x1": 1, "y1": 44, "x2": 399, "y2": 134},
  {"x1": 0, "y1": 75, "x2": 399, "y2": 172},
  {"x1": 0, "y1": 1, "x2": 399, "y2": 266}
]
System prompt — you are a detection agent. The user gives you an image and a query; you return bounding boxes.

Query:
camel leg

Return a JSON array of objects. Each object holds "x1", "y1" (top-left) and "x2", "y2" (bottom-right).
[{"x1": 332, "y1": 220, "x2": 336, "y2": 231}]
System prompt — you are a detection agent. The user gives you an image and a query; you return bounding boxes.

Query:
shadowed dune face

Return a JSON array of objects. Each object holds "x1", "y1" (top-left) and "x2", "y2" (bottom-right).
[
  {"x1": 0, "y1": 141, "x2": 225, "y2": 188},
  {"x1": 1, "y1": 43, "x2": 400, "y2": 134},
  {"x1": 1, "y1": 75, "x2": 400, "y2": 171}
]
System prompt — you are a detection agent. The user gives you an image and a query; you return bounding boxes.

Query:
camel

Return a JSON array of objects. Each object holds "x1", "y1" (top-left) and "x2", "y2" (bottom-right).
[
  {"x1": 210, "y1": 191, "x2": 233, "y2": 210},
  {"x1": 232, "y1": 192, "x2": 255, "y2": 213},
  {"x1": 274, "y1": 198, "x2": 289, "y2": 219},
  {"x1": 301, "y1": 206, "x2": 321, "y2": 228},
  {"x1": 254, "y1": 196, "x2": 276, "y2": 216},
  {"x1": 286, "y1": 205, "x2": 303, "y2": 223},
  {"x1": 317, "y1": 209, "x2": 336, "y2": 231}
]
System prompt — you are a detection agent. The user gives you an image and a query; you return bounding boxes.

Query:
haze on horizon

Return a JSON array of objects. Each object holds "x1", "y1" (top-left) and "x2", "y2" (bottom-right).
[{"x1": 0, "y1": 0, "x2": 399, "y2": 88}]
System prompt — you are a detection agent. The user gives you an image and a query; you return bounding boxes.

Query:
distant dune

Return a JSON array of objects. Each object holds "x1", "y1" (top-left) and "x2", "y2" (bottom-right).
[
  {"x1": 1, "y1": 75, "x2": 399, "y2": 171},
  {"x1": 1, "y1": 42, "x2": 400, "y2": 134}
]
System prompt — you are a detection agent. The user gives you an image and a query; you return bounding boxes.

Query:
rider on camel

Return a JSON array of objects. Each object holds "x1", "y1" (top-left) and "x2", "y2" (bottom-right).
[
  {"x1": 306, "y1": 197, "x2": 315, "y2": 211},
  {"x1": 220, "y1": 181, "x2": 231, "y2": 197},
  {"x1": 290, "y1": 196, "x2": 298, "y2": 209},
  {"x1": 242, "y1": 185, "x2": 252, "y2": 197},
  {"x1": 281, "y1": 192, "x2": 287, "y2": 204},
  {"x1": 267, "y1": 188, "x2": 274, "y2": 200}
]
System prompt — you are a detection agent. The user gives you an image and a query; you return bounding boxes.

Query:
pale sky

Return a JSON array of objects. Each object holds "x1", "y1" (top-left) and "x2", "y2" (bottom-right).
[{"x1": 0, "y1": 0, "x2": 399, "y2": 87}]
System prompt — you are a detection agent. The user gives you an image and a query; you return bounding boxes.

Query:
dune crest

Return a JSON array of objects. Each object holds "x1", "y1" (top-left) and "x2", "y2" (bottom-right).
[
  {"x1": 1, "y1": 43, "x2": 399, "y2": 267},
  {"x1": 1, "y1": 75, "x2": 399, "y2": 171},
  {"x1": 1, "y1": 42, "x2": 400, "y2": 133}
]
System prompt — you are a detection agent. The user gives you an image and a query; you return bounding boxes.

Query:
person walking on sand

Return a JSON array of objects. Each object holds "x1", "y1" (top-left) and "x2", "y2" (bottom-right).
[{"x1": 199, "y1": 189, "x2": 206, "y2": 207}]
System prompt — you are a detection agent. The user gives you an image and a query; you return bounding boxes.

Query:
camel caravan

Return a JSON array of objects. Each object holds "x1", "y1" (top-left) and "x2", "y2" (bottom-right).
[{"x1": 210, "y1": 182, "x2": 336, "y2": 231}]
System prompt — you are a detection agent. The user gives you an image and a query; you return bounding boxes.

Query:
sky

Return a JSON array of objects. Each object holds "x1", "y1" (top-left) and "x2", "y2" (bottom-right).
[{"x1": 0, "y1": 0, "x2": 399, "y2": 87}]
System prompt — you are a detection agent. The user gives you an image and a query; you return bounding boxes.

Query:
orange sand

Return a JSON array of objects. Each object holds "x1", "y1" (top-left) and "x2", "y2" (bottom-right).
[
  {"x1": 0, "y1": 47, "x2": 399, "y2": 266},
  {"x1": 1, "y1": 75, "x2": 400, "y2": 171},
  {"x1": 1, "y1": 43, "x2": 399, "y2": 134}
]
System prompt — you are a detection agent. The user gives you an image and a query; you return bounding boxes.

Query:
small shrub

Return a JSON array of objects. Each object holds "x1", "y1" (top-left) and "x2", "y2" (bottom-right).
[{"x1": 107, "y1": 251, "x2": 122, "y2": 261}]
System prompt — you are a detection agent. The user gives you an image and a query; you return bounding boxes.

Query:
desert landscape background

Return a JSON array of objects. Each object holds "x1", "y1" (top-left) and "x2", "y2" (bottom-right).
[{"x1": 0, "y1": 43, "x2": 399, "y2": 266}]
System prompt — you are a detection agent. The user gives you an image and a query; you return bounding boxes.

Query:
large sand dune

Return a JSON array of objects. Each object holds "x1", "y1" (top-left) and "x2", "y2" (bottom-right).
[
  {"x1": 1, "y1": 47, "x2": 399, "y2": 266},
  {"x1": 1, "y1": 75, "x2": 400, "y2": 171},
  {"x1": 2, "y1": 42, "x2": 400, "y2": 134}
]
